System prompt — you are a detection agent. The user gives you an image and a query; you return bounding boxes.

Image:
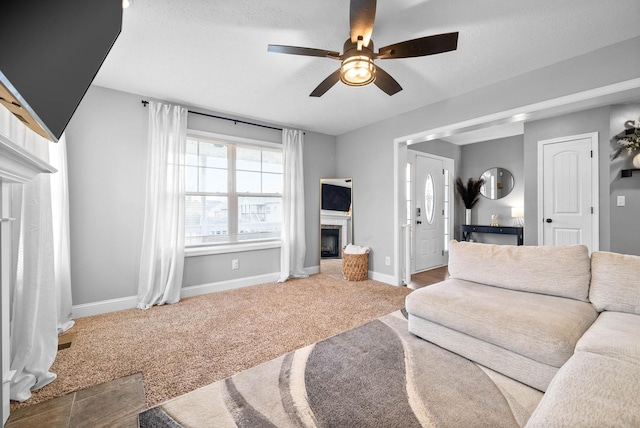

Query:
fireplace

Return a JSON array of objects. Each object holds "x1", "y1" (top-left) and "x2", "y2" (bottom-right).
[{"x1": 321, "y1": 226, "x2": 341, "y2": 259}]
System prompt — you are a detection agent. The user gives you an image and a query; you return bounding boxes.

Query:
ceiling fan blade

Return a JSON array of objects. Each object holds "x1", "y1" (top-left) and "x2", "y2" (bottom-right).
[
  {"x1": 350, "y1": 0, "x2": 377, "y2": 46},
  {"x1": 373, "y1": 65, "x2": 402, "y2": 96},
  {"x1": 377, "y1": 32, "x2": 459, "y2": 59},
  {"x1": 268, "y1": 44, "x2": 340, "y2": 59},
  {"x1": 310, "y1": 69, "x2": 341, "y2": 97}
]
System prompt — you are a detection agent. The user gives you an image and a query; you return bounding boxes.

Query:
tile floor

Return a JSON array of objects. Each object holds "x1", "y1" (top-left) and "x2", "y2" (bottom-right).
[{"x1": 6, "y1": 373, "x2": 146, "y2": 428}]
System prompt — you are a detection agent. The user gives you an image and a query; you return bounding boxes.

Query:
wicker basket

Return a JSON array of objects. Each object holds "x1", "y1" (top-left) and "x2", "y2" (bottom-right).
[{"x1": 342, "y1": 247, "x2": 370, "y2": 281}]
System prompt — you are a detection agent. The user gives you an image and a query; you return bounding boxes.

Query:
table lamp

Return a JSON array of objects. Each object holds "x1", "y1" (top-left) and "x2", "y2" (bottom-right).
[{"x1": 511, "y1": 207, "x2": 524, "y2": 227}]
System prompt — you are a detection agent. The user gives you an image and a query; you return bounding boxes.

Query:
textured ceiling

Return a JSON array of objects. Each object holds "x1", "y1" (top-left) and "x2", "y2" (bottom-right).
[{"x1": 93, "y1": 0, "x2": 640, "y2": 136}]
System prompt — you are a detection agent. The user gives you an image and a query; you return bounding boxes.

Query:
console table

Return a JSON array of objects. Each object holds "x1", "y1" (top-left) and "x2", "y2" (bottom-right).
[{"x1": 461, "y1": 225, "x2": 524, "y2": 246}]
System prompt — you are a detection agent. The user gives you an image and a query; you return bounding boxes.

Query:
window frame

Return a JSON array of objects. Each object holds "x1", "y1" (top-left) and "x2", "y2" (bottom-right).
[{"x1": 184, "y1": 130, "x2": 283, "y2": 257}]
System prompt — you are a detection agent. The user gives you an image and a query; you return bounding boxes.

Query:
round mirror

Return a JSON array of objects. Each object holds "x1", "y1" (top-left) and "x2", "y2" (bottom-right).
[{"x1": 480, "y1": 168, "x2": 514, "y2": 200}]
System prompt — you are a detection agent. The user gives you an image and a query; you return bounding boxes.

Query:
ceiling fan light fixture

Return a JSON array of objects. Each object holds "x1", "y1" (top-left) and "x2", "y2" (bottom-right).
[
  {"x1": 340, "y1": 55, "x2": 376, "y2": 86},
  {"x1": 268, "y1": 0, "x2": 458, "y2": 96}
]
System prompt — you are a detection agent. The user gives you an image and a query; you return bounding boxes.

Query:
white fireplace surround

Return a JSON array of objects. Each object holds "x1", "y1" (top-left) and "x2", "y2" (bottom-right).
[
  {"x1": 320, "y1": 210, "x2": 352, "y2": 254},
  {"x1": 0, "y1": 132, "x2": 56, "y2": 424}
]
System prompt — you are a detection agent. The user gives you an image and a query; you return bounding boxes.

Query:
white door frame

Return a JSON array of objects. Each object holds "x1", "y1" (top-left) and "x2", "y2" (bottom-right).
[
  {"x1": 536, "y1": 132, "x2": 599, "y2": 251},
  {"x1": 409, "y1": 151, "x2": 454, "y2": 274}
]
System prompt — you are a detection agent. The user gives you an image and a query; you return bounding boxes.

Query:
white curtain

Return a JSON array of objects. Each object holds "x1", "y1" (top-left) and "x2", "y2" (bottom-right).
[
  {"x1": 137, "y1": 101, "x2": 187, "y2": 309},
  {"x1": 0, "y1": 109, "x2": 74, "y2": 402},
  {"x1": 50, "y1": 136, "x2": 74, "y2": 333},
  {"x1": 278, "y1": 129, "x2": 308, "y2": 282}
]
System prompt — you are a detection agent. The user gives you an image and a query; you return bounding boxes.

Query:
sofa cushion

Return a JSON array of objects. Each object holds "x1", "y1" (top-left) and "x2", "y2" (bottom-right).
[
  {"x1": 525, "y1": 351, "x2": 640, "y2": 427},
  {"x1": 408, "y1": 315, "x2": 558, "y2": 391},
  {"x1": 447, "y1": 240, "x2": 591, "y2": 301},
  {"x1": 405, "y1": 279, "x2": 598, "y2": 368},
  {"x1": 575, "y1": 311, "x2": 640, "y2": 364},
  {"x1": 590, "y1": 251, "x2": 640, "y2": 314}
]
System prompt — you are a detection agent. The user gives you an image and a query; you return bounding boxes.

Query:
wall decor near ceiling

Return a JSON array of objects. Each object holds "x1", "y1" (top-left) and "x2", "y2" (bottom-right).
[
  {"x1": 613, "y1": 117, "x2": 640, "y2": 177},
  {"x1": 612, "y1": 117, "x2": 640, "y2": 161}
]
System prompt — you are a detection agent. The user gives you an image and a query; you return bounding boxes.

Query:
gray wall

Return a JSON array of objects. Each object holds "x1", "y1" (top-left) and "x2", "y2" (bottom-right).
[
  {"x1": 609, "y1": 103, "x2": 640, "y2": 255},
  {"x1": 65, "y1": 85, "x2": 336, "y2": 305},
  {"x1": 335, "y1": 123, "x2": 396, "y2": 273},
  {"x1": 523, "y1": 106, "x2": 611, "y2": 249},
  {"x1": 300, "y1": 131, "x2": 338, "y2": 268},
  {"x1": 460, "y1": 135, "x2": 525, "y2": 244},
  {"x1": 336, "y1": 36, "x2": 640, "y2": 277},
  {"x1": 65, "y1": 86, "x2": 147, "y2": 305}
]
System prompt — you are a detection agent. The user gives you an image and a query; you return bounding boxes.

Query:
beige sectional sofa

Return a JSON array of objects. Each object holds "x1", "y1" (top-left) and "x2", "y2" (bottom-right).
[
  {"x1": 527, "y1": 251, "x2": 640, "y2": 427},
  {"x1": 405, "y1": 241, "x2": 640, "y2": 426}
]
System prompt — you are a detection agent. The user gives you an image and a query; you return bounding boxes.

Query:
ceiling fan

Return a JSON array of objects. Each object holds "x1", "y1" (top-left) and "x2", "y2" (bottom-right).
[{"x1": 267, "y1": 0, "x2": 459, "y2": 97}]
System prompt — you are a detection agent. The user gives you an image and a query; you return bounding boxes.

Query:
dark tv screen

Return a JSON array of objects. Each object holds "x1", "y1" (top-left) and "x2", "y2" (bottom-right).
[
  {"x1": 322, "y1": 184, "x2": 351, "y2": 212},
  {"x1": 0, "y1": 1, "x2": 122, "y2": 141}
]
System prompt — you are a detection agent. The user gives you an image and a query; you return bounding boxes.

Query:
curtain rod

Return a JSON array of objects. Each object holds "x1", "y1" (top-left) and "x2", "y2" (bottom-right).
[{"x1": 141, "y1": 100, "x2": 283, "y2": 132}]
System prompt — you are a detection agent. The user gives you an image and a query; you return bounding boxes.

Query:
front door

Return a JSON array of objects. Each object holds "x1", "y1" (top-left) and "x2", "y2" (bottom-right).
[
  {"x1": 414, "y1": 155, "x2": 445, "y2": 271},
  {"x1": 539, "y1": 133, "x2": 598, "y2": 252}
]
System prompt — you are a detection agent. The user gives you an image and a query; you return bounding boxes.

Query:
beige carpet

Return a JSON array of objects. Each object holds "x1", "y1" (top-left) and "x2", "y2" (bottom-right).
[
  {"x1": 319, "y1": 258, "x2": 343, "y2": 277},
  {"x1": 12, "y1": 273, "x2": 411, "y2": 410}
]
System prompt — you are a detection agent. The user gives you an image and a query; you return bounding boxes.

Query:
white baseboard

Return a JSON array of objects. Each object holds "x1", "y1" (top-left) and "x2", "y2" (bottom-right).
[
  {"x1": 181, "y1": 272, "x2": 281, "y2": 298},
  {"x1": 306, "y1": 265, "x2": 320, "y2": 275},
  {"x1": 72, "y1": 266, "x2": 321, "y2": 318},
  {"x1": 368, "y1": 270, "x2": 399, "y2": 286},
  {"x1": 72, "y1": 295, "x2": 138, "y2": 319}
]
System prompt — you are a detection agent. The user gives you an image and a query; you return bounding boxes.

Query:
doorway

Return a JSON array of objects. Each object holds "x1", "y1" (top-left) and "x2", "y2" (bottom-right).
[
  {"x1": 537, "y1": 132, "x2": 599, "y2": 252},
  {"x1": 393, "y1": 80, "x2": 639, "y2": 286},
  {"x1": 406, "y1": 151, "x2": 454, "y2": 281}
]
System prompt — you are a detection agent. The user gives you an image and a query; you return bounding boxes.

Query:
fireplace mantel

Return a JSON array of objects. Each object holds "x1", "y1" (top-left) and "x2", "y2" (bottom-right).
[{"x1": 0, "y1": 133, "x2": 56, "y2": 183}]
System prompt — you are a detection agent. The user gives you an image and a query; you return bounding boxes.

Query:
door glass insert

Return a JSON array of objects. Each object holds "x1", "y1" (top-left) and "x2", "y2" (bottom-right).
[
  {"x1": 443, "y1": 168, "x2": 450, "y2": 251},
  {"x1": 425, "y1": 174, "x2": 435, "y2": 224}
]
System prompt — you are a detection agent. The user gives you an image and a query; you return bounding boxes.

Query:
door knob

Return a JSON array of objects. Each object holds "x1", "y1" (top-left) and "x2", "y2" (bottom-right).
[{"x1": 545, "y1": 218, "x2": 553, "y2": 223}]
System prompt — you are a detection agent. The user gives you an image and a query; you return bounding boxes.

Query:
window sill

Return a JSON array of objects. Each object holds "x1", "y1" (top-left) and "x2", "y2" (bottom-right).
[{"x1": 185, "y1": 240, "x2": 281, "y2": 257}]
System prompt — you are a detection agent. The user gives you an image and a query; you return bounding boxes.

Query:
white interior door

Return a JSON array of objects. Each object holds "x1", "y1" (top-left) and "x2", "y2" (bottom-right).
[
  {"x1": 538, "y1": 133, "x2": 599, "y2": 252},
  {"x1": 414, "y1": 155, "x2": 445, "y2": 271}
]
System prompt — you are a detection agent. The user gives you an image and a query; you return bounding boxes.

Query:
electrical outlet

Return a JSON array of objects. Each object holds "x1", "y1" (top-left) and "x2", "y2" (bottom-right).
[
  {"x1": 617, "y1": 195, "x2": 626, "y2": 207},
  {"x1": 385, "y1": 256, "x2": 391, "y2": 266},
  {"x1": 232, "y1": 259, "x2": 239, "y2": 270}
]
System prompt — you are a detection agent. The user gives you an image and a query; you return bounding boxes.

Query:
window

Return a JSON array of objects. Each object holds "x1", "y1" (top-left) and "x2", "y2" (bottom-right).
[
  {"x1": 185, "y1": 135, "x2": 283, "y2": 247},
  {"x1": 424, "y1": 173, "x2": 435, "y2": 224}
]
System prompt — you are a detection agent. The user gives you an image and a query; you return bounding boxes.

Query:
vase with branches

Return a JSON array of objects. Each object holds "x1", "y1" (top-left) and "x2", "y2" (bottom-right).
[{"x1": 455, "y1": 177, "x2": 485, "y2": 225}]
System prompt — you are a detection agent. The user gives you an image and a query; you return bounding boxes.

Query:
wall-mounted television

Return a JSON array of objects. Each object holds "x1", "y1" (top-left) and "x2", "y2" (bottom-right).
[
  {"x1": 321, "y1": 183, "x2": 351, "y2": 212},
  {"x1": 0, "y1": 1, "x2": 122, "y2": 141}
]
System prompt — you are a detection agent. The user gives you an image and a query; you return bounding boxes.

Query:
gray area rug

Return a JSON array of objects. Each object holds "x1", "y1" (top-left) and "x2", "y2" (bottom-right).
[{"x1": 139, "y1": 311, "x2": 542, "y2": 427}]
